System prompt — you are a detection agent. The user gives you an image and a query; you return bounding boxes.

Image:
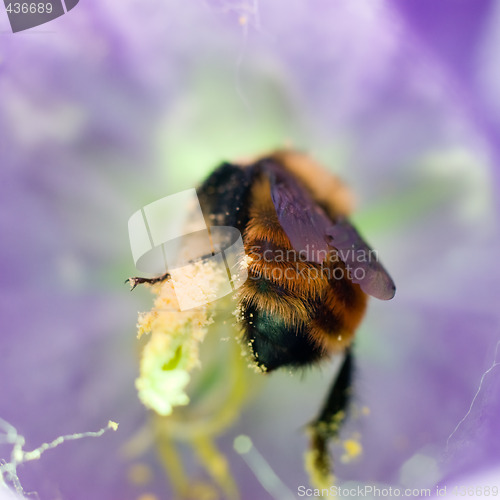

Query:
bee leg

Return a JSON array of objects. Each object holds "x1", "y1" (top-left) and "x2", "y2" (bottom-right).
[
  {"x1": 125, "y1": 272, "x2": 171, "y2": 291},
  {"x1": 305, "y1": 348, "x2": 353, "y2": 488}
]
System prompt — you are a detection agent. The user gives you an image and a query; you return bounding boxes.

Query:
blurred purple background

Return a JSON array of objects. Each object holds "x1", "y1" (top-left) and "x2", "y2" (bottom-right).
[{"x1": 1, "y1": 0, "x2": 500, "y2": 498}]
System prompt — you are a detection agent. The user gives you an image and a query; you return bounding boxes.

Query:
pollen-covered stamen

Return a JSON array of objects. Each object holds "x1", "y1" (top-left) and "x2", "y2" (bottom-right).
[{"x1": 135, "y1": 259, "x2": 225, "y2": 416}]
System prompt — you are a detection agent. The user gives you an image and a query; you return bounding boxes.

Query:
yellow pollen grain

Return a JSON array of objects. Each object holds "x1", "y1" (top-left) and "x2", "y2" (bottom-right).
[
  {"x1": 108, "y1": 421, "x2": 119, "y2": 431},
  {"x1": 361, "y1": 406, "x2": 371, "y2": 415},
  {"x1": 341, "y1": 439, "x2": 362, "y2": 463},
  {"x1": 128, "y1": 463, "x2": 153, "y2": 485},
  {"x1": 241, "y1": 254, "x2": 253, "y2": 270},
  {"x1": 239, "y1": 15, "x2": 247, "y2": 25}
]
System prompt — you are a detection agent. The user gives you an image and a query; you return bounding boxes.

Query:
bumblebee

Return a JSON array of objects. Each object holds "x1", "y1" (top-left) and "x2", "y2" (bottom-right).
[{"x1": 131, "y1": 150, "x2": 395, "y2": 487}]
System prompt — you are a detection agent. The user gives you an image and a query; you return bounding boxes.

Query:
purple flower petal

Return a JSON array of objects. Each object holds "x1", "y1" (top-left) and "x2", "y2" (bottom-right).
[{"x1": 1, "y1": 1, "x2": 499, "y2": 498}]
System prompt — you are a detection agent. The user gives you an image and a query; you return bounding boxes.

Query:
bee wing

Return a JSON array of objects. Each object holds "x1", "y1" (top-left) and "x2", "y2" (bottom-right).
[
  {"x1": 267, "y1": 164, "x2": 396, "y2": 300},
  {"x1": 325, "y1": 218, "x2": 396, "y2": 300},
  {"x1": 268, "y1": 167, "x2": 332, "y2": 260}
]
